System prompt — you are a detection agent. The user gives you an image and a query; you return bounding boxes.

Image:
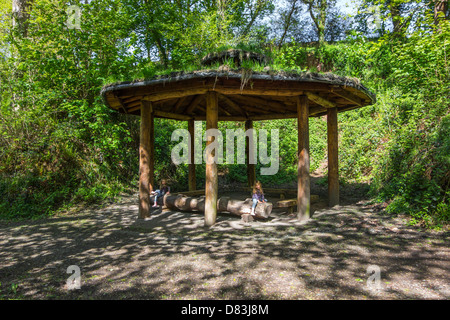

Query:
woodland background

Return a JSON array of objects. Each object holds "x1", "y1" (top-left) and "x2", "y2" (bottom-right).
[{"x1": 0, "y1": 0, "x2": 448, "y2": 228}]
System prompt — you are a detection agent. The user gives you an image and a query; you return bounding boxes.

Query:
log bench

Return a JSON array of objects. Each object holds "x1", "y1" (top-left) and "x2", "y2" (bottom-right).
[
  {"x1": 164, "y1": 194, "x2": 272, "y2": 219},
  {"x1": 276, "y1": 195, "x2": 319, "y2": 214},
  {"x1": 173, "y1": 190, "x2": 205, "y2": 196}
]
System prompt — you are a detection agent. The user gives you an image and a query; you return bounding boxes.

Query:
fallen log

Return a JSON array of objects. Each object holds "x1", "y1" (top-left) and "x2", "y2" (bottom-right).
[{"x1": 163, "y1": 194, "x2": 272, "y2": 219}]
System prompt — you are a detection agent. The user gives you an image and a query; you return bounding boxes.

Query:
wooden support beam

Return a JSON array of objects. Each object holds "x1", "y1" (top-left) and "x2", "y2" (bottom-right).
[
  {"x1": 127, "y1": 105, "x2": 142, "y2": 113},
  {"x1": 122, "y1": 95, "x2": 143, "y2": 104},
  {"x1": 219, "y1": 94, "x2": 248, "y2": 118},
  {"x1": 238, "y1": 104, "x2": 272, "y2": 114},
  {"x1": 174, "y1": 189, "x2": 205, "y2": 196},
  {"x1": 297, "y1": 95, "x2": 310, "y2": 221},
  {"x1": 245, "y1": 120, "x2": 256, "y2": 188},
  {"x1": 114, "y1": 94, "x2": 129, "y2": 114},
  {"x1": 229, "y1": 94, "x2": 291, "y2": 113},
  {"x1": 308, "y1": 106, "x2": 328, "y2": 116},
  {"x1": 251, "y1": 113, "x2": 297, "y2": 120},
  {"x1": 139, "y1": 101, "x2": 154, "y2": 219},
  {"x1": 305, "y1": 92, "x2": 337, "y2": 109},
  {"x1": 142, "y1": 88, "x2": 208, "y2": 102},
  {"x1": 218, "y1": 104, "x2": 232, "y2": 116},
  {"x1": 192, "y1": 113, "x2": 299, "y2": 121},
  {"x1": 327, "y1": 107, "x2": 339, "y2": 207},
  {"x1": 214, "y1": 87, "x2": 304, "y2": 97},
  {"x1": 184, "y1": 94, "x2": 204, "y2": 114},
  {"x1": 192, "y1": 108, "x2": 329, "y2": 121},
  {"x1": 188, "y1": 119, "x2": 196, "y2": 191},
  {"x1": 205, "y1": 91, "x2": 219, "y2": 227},
  {"x1": 171, "y1": 96, "x2": 187, "y2": 113},
  {"x1": 153, "y1": 110, "x2": 192, "y2": 121},
  {"x1": 331, "y1": 87, "x2": 363, "y2": 106}
]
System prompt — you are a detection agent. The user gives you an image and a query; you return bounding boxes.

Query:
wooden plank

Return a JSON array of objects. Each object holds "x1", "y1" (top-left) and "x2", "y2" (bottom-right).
[
  {"x1": 153, "y1": 110, "x2": 192, "y2": 121},
  {"x1": 214, "y1": 87, "x2": 304, "y2": 97},
  {"x1": 192, "y1": 113, "x2": 299, "y2": 121},
  {"x1": 229, "y1": 94, "x2": 290, "y2": 113},
  {"x1": 327, "y1": 107, "x2": 339, "y2": 207},
  {"x1": 194, "y1": 105, "x2": 206, "y2": 114},
  {"x1": 213, "y1": 77, "x2": 331, "y2": 92},
  {"x1": 276, "y1": 199, "x2": 298, "y2": 207},
  {"x1": 251, "y1": 113, "x2": 298, "y2": 120},
  {"x1": 171, "y1": 96, "x2": 187, "y2": 113},
  {"x1": 305, "y1": 92, "x2": 337, "y2": 109},
  {"x1": 238, "y1": 104, "x2": 272, "y2": 114},
  {"x1": 174, "y1": 190, "x2": 205, "y2": 196},
  {"x1": 114, "y1": 80, "x2": 209, "y2": 98},
  {"x1": 142, "y1": 88, "x2": 208, "y2": 102},
  {"x1": 204, "y1": 91, "x2": 219, "y2": 227},
  {"x1": 188, "y1": 119, "x2": 196, "y2": 191},
  {"x1": 331, "y1": 89, "x2": 363, "y2": 106},
  {"x1": 308, "y1": 106, "x2": 327, "y2": 116},
  {"x1": 297, "y1": 95, "x2": 310, "y2": 221},
  {"x1": 138, "y1": 101, "x2": 153, "y2": 219},
  {"x1": 126, "y1": 101, "x2": 142, "y2": 110},
  {"x1": 184, "y1": 94, "x2": 204, "y2": 114},
  {"x1": 122, "y1": 95, "x2": 143, "y2": 104},
  {"x1": 218, "y1": 104, "x2": 232, "y2": 116},
  {"x1": 276, "y1": 195, "x2": 319, "y2": 207},
  {"x1": 219, "y1": 94, "x2": 248, "y2": 118},
  {"x1": 114, "y1": 94, "x2": 129, "y2": 114}
]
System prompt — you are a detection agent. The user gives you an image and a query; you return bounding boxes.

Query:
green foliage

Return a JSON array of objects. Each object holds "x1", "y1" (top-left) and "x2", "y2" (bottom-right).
[
  {"x1": 0, "y1": 0, "x2": 448, "y2": 230},
  {"x1": 274, "y1": 18, "x2": 450, "y2": 228},
  {"x1": 0, "y1": 0, "x2": 138, "y2": 219}
]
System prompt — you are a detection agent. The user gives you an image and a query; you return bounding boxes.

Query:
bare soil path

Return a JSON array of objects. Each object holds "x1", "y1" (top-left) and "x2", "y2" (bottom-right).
[{"x1": 0, "y1": 183, "x2": 448, "y2": 300}]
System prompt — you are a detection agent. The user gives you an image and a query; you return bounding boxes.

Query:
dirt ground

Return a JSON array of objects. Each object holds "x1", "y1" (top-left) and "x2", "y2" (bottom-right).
[{"x1": 0, "y1": 179, "x2": 449, "y2": 300}]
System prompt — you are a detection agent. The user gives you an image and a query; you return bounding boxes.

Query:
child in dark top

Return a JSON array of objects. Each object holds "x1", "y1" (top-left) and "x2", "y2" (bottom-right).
[
  {"x1": 152, "y1": 179, "x2": 171, "y2": 207},
  {"x1": 251, "y1": 181, "x2": 267, "y2": 216}
]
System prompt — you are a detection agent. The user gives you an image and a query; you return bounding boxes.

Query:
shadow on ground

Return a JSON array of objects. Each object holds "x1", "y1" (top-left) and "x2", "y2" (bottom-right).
[{"x1": 0, "y1": 182, "x2": 448, "y2": 300}]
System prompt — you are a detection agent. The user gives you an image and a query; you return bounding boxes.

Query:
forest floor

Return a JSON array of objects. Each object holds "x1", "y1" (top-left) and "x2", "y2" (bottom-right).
[{"x1": 0, "y1": 176, "x2": 449, "y2": 300}]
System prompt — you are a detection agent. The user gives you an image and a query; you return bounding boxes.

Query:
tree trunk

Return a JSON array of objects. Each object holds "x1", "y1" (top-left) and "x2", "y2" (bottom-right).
[
  {"x1": 245, "y1": 120, "x2": 256, "y2": 188},
  {"x1": 138, "y1": 101, "x2": 153, "y2": 219},
  {"x1": 327, "y1": 107, "x2": 339, "y2": 207},
  {"x1": 434, "y1": 0, "x2": 448, "y2": 30},
  {"x1": 297, "y1": 95, "x2": 310, "y2": 221},
  {"x1": 188, "y1": 119, "x2": 196, "y2": 191},
  {"x1": 204, "y1": 91, "x2": 219, "y2": 227},
  {"x1": 12, "y1": 0, "x2": 32, "y2": 36},
  {"x1": 164, "y1": 194, "x2": 272, "y2": 219}
]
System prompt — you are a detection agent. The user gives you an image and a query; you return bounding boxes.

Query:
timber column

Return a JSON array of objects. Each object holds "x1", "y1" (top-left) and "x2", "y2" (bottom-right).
[
  {"x1": 139, "y1": 101, "x2": 154, "y2": 219},
  {"x1": 297, "y1": 95, "x2": 310, "y2": 221},
  {"x1": 204, "y1": 91, "x2": 219, "y2": 227},
  {"x1": 245, "y1": 120, "x2": 256, "y2": 188},
  {"x1": 188, "y1": 119, "x2": 196, "y2": 191},
  {"x1": 327, "y1": 107, "x2": 339, "y2": 206}
]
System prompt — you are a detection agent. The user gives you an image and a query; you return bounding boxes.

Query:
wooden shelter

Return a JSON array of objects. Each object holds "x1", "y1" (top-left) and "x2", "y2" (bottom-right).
[{"x1": 101, "y1": 57, "x2": 375, "y2": 227}]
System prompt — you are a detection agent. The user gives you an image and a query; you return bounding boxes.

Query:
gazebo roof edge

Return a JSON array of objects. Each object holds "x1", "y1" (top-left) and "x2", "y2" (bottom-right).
[{"x1": 100, "y1": 70, "x2": 376, "y2": 104}]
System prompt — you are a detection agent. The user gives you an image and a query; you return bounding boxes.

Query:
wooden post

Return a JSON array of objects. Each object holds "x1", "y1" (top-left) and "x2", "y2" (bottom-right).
[
  {"x1": 327, "y1": 107, "x2": 339, "y2": 207},
  {"x1": 188, "y1": 119, "x2": 196, "y2": 191},
  {"x1": 245, "y1": 120, "x2": 256, "y2": 188},
  {"x1": 297, "y1": 95, "x2": 310, "y2": 221},
  {"x1": 149, "y1": 105, "x2": 154, "y2": 194},
  {"x1": 139, "y1": 101, "x2": 154, "y2": 219},
  {"x1": 205, "y1": 91, "x2": 218, "y2": 227}
]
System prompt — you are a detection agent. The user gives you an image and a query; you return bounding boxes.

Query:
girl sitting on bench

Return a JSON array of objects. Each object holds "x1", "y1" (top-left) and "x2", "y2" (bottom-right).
[
  {"x1": 251, "y1": 181, "x2": 267, "y2": 216},
  {"x1": 151, "y1": 179, "x2": 171, "y2": 208}
]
